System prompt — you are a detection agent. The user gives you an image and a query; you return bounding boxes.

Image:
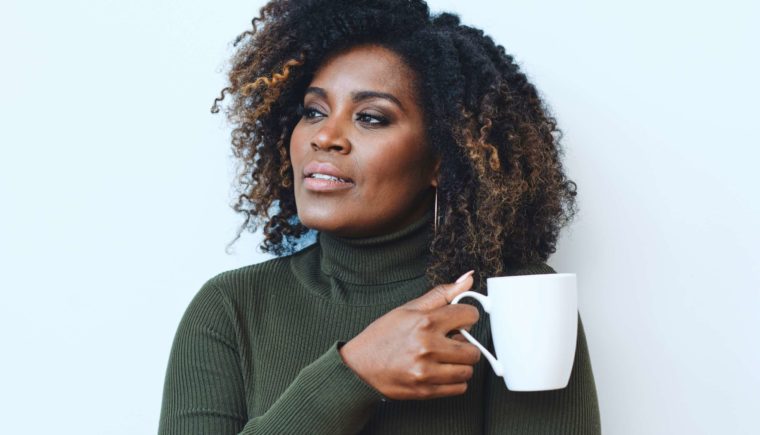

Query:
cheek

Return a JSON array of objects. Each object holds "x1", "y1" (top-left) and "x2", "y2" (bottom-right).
[
  {"x1": 361, "y1": 143, "x2": 432, "y2": 193},
  {"x1": 289, "y1": 126, "x2": 307, "y2": 166}
]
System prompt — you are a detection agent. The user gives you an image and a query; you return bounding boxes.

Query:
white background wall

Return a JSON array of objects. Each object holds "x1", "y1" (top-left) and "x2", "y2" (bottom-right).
[{"x1": 1, "y1": 1, "x2": 757, "y2": 434}]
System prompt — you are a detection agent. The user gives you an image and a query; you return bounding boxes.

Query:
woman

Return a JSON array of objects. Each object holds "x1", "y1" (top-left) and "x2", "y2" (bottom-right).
[{"x1": 159, "y1": 0, "x2": 601, "y2": 433}]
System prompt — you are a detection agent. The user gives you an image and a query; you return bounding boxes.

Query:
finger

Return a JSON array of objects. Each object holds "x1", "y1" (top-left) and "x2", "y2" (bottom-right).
[
  {"x1": 404, "y1": 270, "x2": 474, "y2": 311},
  {"x1": 447, "y1": 323, "x2": 473, "y2": 335},
  {"x1": 427, "y1": 303, "x2": 479, "y2": 334},
  {"x1": 448, "y1": 333, "x2": 468, "y2": 342},
  {"x1": 410, "y1": 362, "x2": 474, "y2": 385},
  {"x1": 429, "y1": 338, "x2": 482, "y2": 365},
  {"x1": 412, "y1": 382, "x2": 469, "y2": 400}
]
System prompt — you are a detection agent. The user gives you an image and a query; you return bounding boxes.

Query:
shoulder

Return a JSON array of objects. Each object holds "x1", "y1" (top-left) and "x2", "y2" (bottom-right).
[
  {"x1": 200, "y1": 243, "x2": 319, "y2": 299},
  {"x1": 170, "y1": 254, "x2": 305, "y2": 349},
  {"x1": 180, "y1": 245, "x2": 319, "y2": 325},
  {"x1": 505, "y1": 262, "x2": 557, "y2": 276}
]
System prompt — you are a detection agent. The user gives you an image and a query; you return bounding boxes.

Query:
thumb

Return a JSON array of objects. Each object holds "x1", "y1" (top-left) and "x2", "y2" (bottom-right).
[{"x1": 405, "y1": 270, "x2": 475, "y2": 311}]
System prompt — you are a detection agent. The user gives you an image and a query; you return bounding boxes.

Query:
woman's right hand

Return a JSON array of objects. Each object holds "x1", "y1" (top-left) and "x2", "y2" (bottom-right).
[{"x1": 338, "y1": 270, "x2": 482, "y2": 400}]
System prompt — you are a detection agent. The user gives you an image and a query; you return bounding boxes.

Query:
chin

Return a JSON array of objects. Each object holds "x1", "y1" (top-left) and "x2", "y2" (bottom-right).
[{"x1": 296, "y1": 206, "x2": 346, "y2": 233}]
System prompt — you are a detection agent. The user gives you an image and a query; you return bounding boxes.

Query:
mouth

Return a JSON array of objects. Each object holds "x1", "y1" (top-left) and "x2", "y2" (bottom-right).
[
  {"x1": 302, "y1": 172, "x2": 354, "y2": 192},
  {"x1": 304, "y1": 172, "x2": 353, "y2": 183},
  {"x1": 302, "y1": 161, "x2": 355, "y2": 184}
]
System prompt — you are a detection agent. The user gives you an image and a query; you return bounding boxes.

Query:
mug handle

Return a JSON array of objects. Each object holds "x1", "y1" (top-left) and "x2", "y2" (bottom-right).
[{"x1": 450, "y1": 291, "x2": 504, "y2": 377}]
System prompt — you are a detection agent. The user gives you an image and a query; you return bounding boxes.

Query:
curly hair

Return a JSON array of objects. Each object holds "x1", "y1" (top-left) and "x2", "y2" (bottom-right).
[{"x1": 212, "y1": 0, "x2": 578, "y2": 288}]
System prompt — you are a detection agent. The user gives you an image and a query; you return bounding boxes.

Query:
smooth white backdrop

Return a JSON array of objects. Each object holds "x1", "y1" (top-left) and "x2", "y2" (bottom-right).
[{"x1": 1, "y1": 1, "x2": 757, "y2": 434}]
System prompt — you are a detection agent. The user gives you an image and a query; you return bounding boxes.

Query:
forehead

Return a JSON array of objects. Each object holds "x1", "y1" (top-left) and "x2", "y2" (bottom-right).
[{"x1": 309, "y1": 44, "x2": 417, "y2": 99}]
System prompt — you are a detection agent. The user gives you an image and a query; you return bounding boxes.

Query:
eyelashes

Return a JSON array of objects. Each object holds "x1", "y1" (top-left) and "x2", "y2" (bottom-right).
[
  {"x1": 356, "y1": 112, "x2": 390, "y2": 126},
  {"x1": 296, "y1": 103, "x2": 390, "y2": 127}
]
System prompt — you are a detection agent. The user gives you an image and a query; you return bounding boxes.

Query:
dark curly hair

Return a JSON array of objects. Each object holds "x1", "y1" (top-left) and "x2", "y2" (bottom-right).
[{"x1": 212, "y1": 0, "x2": 578, "y2": 287}]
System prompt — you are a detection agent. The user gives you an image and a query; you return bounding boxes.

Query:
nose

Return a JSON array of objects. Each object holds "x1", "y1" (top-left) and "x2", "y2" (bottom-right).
[{"x1": 311, "y1": 118, "x2": 351, "y2": 154}]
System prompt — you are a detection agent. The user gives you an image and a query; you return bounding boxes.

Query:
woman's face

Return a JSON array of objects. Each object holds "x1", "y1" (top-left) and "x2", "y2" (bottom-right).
[{"x1": 289, "y1": 44, "x2": 439, "y2": 238}]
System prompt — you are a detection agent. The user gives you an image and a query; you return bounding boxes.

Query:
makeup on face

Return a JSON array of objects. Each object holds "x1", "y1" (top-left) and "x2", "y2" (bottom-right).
[{"x1": 288, "y1": 44, "x2": 438, "y2": 238}]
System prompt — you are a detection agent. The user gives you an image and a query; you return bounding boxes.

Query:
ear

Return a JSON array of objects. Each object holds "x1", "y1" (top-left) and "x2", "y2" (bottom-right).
[{"x1": 430, "y1": 157, "x2": 441, "y2": 187}]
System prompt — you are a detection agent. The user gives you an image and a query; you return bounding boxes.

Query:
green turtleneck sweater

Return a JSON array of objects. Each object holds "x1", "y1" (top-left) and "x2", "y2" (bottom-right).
[{"x1": 158, "y1": 211, "x2": 601, "y2": 434}]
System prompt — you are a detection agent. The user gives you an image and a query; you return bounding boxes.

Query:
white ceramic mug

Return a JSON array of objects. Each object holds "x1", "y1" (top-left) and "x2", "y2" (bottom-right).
[{"x1": 451, "y1": 273, "x2": 578, "y2": 391}]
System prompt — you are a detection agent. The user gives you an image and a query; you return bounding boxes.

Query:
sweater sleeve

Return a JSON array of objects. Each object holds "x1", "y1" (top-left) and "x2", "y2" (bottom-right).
[
  {"x1": 158, "y1": 279, "x2": 386, "y2": 435},
  {"x1": 482, "y1": 264, "x2": 602, "y2": 434}
]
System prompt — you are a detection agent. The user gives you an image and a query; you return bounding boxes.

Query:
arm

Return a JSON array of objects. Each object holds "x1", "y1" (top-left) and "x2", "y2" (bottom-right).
[
  {"x1": 158, "y1": 280, "x2": 385, "y2": 435},
  {"x1": 482, "y1": 264, "x2": 602, "y2": 434}
]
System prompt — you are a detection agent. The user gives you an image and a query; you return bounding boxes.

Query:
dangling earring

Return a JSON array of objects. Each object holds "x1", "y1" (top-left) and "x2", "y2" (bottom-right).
[{"x1": 434, "y1": 187, "x2": 439, "y2": 236}]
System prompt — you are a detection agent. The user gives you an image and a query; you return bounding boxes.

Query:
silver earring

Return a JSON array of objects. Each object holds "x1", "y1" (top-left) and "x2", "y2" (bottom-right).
[{"x1": 434, "y1": 187, "x2": 438, "y2": 236}]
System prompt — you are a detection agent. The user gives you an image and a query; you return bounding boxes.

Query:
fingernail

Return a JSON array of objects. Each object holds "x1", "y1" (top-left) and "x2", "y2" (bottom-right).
[{"x1": 455, "y1": 270, "x2": 475, "y2": 283}]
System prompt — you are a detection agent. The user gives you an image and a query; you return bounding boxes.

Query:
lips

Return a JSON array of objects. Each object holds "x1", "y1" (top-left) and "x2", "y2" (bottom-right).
[{"x1": 303, "y1": 161, "x2": 354, "y2": 183}]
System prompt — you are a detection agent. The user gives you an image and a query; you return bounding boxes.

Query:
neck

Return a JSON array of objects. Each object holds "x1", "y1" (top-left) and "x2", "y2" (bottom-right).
[{"x1": 317, "y1": 208, "x2": 434, "y2": 286}]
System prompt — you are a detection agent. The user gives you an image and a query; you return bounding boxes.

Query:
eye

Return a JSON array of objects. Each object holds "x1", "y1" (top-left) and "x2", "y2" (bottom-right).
[
  {"x1": 297, "y1": 103, "x2": 325, "y2": 120},
  {"x1": 356, "y1": 112, "x2": 390, "y2": 127}
]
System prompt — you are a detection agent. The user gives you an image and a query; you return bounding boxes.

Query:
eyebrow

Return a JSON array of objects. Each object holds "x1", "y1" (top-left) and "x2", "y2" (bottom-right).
[{"x1": 305, "y1": 87, "x2": 405, "y2": 111}]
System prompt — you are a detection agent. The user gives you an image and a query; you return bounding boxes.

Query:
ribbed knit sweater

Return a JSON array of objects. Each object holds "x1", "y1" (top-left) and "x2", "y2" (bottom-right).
[{"x1": 158, "y1": 210, "x2": 601, "y2": 434}]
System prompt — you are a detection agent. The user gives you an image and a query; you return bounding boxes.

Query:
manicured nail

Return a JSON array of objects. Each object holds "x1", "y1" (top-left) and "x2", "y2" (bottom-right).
[{"x1": 455, "y1": 270, "x2": 475, "y2": 283}]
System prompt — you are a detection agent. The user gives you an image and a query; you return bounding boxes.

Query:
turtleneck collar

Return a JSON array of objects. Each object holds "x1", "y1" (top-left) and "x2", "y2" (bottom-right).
[{"x1": 317, "y1": 208, "x2": 434, "y2": 286}]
